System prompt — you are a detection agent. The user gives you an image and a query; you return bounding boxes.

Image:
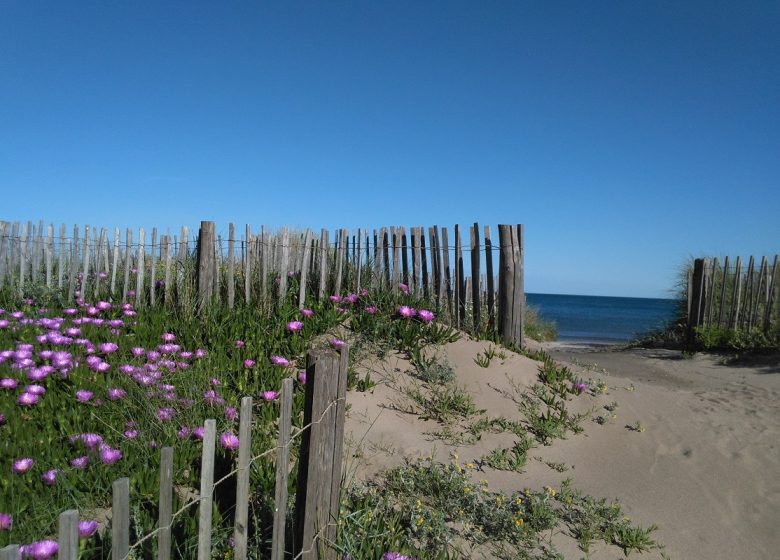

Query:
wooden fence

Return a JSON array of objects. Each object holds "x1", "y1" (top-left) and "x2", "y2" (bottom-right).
[
  {"x1": 686, "y1": 256, "x2": 779, "y2": 343},
  {"x1": 0, "y1": 220, "x2": 525, "y2": 347},
  {"x1": 0, "y1": 346, "x2": 349, "y2": 560}
]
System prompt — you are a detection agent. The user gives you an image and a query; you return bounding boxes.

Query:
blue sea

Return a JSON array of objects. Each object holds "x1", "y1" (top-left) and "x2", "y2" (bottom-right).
[{"x1": 526, "y1": 293, "x2": 680, "y2": 343}]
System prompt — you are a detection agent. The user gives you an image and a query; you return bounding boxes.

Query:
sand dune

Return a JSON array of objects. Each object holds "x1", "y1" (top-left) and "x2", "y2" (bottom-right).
[{"x1": 344, "y1": 336, "x2": 780, "y2": 559}]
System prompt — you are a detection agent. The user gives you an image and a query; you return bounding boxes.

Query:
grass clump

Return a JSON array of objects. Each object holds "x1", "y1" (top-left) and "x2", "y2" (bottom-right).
[
  {"x1": 339, "y1": 456, "x2": 661, "y2": 559},
  {"x1": 524, "y1": 306, "x2": 558, "y2": 342}
]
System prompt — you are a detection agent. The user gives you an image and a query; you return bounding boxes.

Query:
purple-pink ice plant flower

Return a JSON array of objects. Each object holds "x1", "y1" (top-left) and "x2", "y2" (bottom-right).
[
  {"x1": 329, "y1": 338, "x2": 346, "y2": 350},
  {"x1": 271, "y1": 355, "x2": 290, "y2": 367},
  {"x1": 78, "y1": 520, "x2": 99, "y2": 539},
  {"x1": 13, "y1": 457, "x2": 34, "y2": 474},
  {"x1": 219, "y1": 432, "x2": 240, "y2": 451},
  {"x1": 399, "y1": 306, "x2": 416, "y2": 318},
  {"x1": 0, "y1": 513, "x2": 11, "y2": 531},
  {"x1": 287, "y1": 320, "x2": 304, "y2": 332},
  {"x1": 417, "y1": 309, "x2": 435, "y2": 323},
  {"x1": 262, "y1": 391, "x2": 279, "y2": 401}
]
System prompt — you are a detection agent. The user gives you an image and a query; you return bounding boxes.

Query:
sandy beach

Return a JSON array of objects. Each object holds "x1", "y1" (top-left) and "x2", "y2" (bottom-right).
[{"x1": 344, "y1": 337, "x2": 780, "y2": 559}]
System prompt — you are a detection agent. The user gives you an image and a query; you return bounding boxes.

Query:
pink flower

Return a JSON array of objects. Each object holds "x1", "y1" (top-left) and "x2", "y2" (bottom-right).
[
  {"x1": 24, "y1": 539, "x2": 58, "y2": 559},
  {"x1": 157, "y1": 407, "x2": 176, "y2": 422},
  {"x1": 193, "y1": 426, "x2": 205, "y2": 440},
  {"x1": 219, "y1": 432, "x2": 240, "y2": 451},
  {"x1": 162, "y1": 332, "x2": 176, "y2": 342},
  {"x1": 18, "y1": 392, "x2": 39, "y2": 406},
  {"x1": 76, "y1": 390, "x2": 94, "y2": 403},
  {"x1": 243, "y1": 359, "x2": 256, "y2": 368},
  {"x1": 399, "y1": 283, "x2": 409, "y2": 295},
  {"x1": 345, "y1": 293, "x2": 358, "y2": 303},
  {"x1": 78, "y1": 520, "x2": 99, "y2": 539},
  {"x1": 100, "y1": 446, "x2": 122, "y2": 465},
  {"x1": 297, "y1": 370, "x2": 307, "y2": 385},
  {"x1": 417, "y1": 309, "x2": 435, "y2": 323},
  {"x1": 271, "y1": 355, "x2": 289, "y2": 367},
  {"x1": 41, "y1": 469, "x2": 58, "y2": 485},
  {"x1": 329, "y1": 295, "x2": 342, "y2": 303},
  {"x1": 99, "y1": 342, "x2": 119, "y2": 354},
  {"x1": 399, "y1": 306, "x2": 416, "y2": 318},
  {"x1": 329, "y1": 338, "x2": 346, "y2": 350},
  {"x1": 13, "y1": 457, "x2": 34, "y2": 474},
  {"x1": 234, "y1": 340, "x2": 245, "y2": 348},
  {"x1": 131, "y1": 347, "x2": 145, "y2": 357},
  {"x1": 107, "y1": 388, "x2": 127, "y2": 400},
  {"x1": 177, "y1": 426, "x2": 192, "y2": 439},
  {"x1": 0, "y1": 512, "x2": 11, "y2": 531},
  {"x1": 287, "y1": 321, "x2": 304, "y2": 332},
  {"x1": 123, "y1": 429, "x2": 138, "y2": 439},
  {"x1": 301, "y1": 309, "x2": 314, "y2": 318},
  {"x1": 262, "y1": 391, "x2": 279, "y2": 401},
  {"x1": 225, "y1": 406, "x2": 238, "y2": 421},
  {"x1": 0, "y1": 378, "x2": 18, "y2": 389},
  {"x1": 70, "y1": 456, "x2": 89, "y2": 469}
]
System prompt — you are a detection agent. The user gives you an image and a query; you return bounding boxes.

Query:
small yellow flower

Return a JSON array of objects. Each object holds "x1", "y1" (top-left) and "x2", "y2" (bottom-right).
[
  {"x1": 515, "y1": 517, "x2": 524, "y2": 527},
  {"x1": 417, "y1": 516, "x2": 425, "y2": 526},
  {"x1": 466, "y1": 462, "x2": 474, "y2": 469}
]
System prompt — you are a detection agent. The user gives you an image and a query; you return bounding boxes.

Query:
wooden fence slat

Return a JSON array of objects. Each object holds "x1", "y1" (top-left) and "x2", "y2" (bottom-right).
[
  {"x1": 68, "y1": 225, "x2": 79, "y2": 302},
  {"x1": 158, "y1": 446, "x2": 174, "y2": 560},
  {"x1": 0, "y1": 546, "x2": 19, "y2": 560},
  {"x1": 764, "y1": 255, "x2": 778, "y2": 333},
  {"x1": 428, "y1": 226, "x2": 440, "y2": 305},
  {"x1": 58, "y1": 509, "x2": 79, "y2": 560},
  {"x1": 318, "y1": 229, "x2": 329, "y2": 300},
  {"x1": 295, "y1": 349, "x2": 341, "y2": 560},
  {"x1": 484, "y1": 225, "x2": 495, "y2": 331},
  {"x1": 79, "y1": 225, "x2": 90, "y2": 298},
  {"x1": 135, "y1": 228, "x2": 145, "y2": 307},
  {"x1": 0, "y1": 222, "x2": 8, "y2": 287},
  {"x1": 470, "y1": 223, "x2": 481, "y2": 331},
  {"x1": 197, "y1": 419, "x2": 217, "y2": 560},
  {"x1": 411, "y1": 227, "x2": 420, "y2": 296},
  {"x1": 58, "y1": 224, "x2": 66, "y2": 290},
  {"x1": 234, "y1": 396, "x2": 253, "y2": 560},
  {"x1": 196, "y1": 222, "x2": 215, "y2": 312},
  {"x1": 148, "y1": 227, "x2": 158, "y2": 306},
  {"x1": 420, "y1": 227, "x2": 429, "y2": 299},
  {"x1": 716, "y1": 256, "x2": 729, "y2": 328},
  {"x1": 112, "y1": 477, "x2": 130, "y2": 560},
  {"x1": 356, "y1": 228, "x2": 363, "y2": 293},
  {"x1": 454, "y1": 224, "x2": 465, "y2": 328},
  {"x1": 279, "y1": 227, "x2": 290, "y2": 302},
  {"x1": 228, "y1": 224, "x2": 235, "y2": 309},
  {"x1": 440, "y1": 227, "x2": 452, "y2": 319},
  {"x1": 391, "y1": 226, "x2": 400, "y2": 291},
  {"x1": 271, "y1": 378, "x2": 294, "y2": 560},
  {"x1": 327, "y1": 344, "x2": 349, "y2": 549},
  {"x1": 298, "y1": 229, "x2": 312, "y2": 309},
  {"x1": 18, "y1": 224, "x2": 27, "y2": 293},
  {"x1": 730, "y1": 256, "x2": 743, "y2": 329},
  {"x1": 121, "y1": 229, "x2": 131, "y2": 302},
  {"x1": 381, "y1": 228, "x2": 391, "y2": 288}
]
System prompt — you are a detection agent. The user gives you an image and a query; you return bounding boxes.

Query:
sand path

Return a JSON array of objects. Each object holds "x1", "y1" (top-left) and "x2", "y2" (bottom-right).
[{"x1": 343, "y1": 338, "x2": 780, "y2": 559}]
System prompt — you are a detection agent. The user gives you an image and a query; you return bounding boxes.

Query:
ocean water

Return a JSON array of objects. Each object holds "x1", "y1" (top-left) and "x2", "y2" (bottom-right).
[{"x1": 526, "y1": 293, "x2": 680, "y2": 343}]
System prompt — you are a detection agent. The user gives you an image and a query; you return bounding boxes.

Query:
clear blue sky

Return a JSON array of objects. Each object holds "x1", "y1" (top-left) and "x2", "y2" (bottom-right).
[{"x1": 1, "y1": 1, "x2": 778, "y2": 298}]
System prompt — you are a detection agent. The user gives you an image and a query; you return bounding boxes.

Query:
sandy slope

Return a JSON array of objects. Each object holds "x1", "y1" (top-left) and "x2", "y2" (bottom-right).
[{"x1": 343, "y1": 336, "x2": 780, "y2": 560}]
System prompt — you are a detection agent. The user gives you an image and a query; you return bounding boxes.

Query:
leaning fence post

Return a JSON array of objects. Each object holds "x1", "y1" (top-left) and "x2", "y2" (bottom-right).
[
  {"x1": 271, "y1": 378, "x2": 294, "y2": 560},
  {"x1": 294, "y1": 348, "x2": 346, "y2": 560},
  {"x1": 234, "y1": 396, "x2": 253, "y2": 560},
  {"x1": 197, "y1": 419, "x2": 217, "y2": 560},
  {"x1": 58, "y1": 509, "x2": 79, "y2": 560},
  {"x1": 112, "y1": 477, "x2": 130, "y2": 560}
]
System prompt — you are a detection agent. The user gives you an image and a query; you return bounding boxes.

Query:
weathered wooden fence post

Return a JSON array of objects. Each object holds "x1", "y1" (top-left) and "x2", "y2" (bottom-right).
[
  {"x1": 196, "y1": 221, "x2": 216, "y2": 312},
  {"x1": 687, "y1": 258, "x2": 707, "y2": 346},
  {"x1": 470, "y1": 222, "x2": 481, "y2": 332},
  {"x1": 233, "y1": 396, "x2": 254, "y2": 560},
  {"x1": 158, "y1": 447, "x2": 174, "y2": 560},
  {"x1": 294, "y1": 347, "x2": 348, "y2": 559},
  {"x1": 58, "y1": 509, "x2": 79, "y2": 560},
  {"x1": 497, "y1": 224, "x2": 524, "y2": 348},
  {"x1": 271, "y1": 378, "x2": 294, "y2": 560},
  {"x1": 112, "y1": 477, "x2": 130, "y2": 560},
  {"x1": 198, "y1": 419, "x2": 217, "y2": 560},
  {"x1": 0, "y1": 545, "x2": 18, "y2": 560}
]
